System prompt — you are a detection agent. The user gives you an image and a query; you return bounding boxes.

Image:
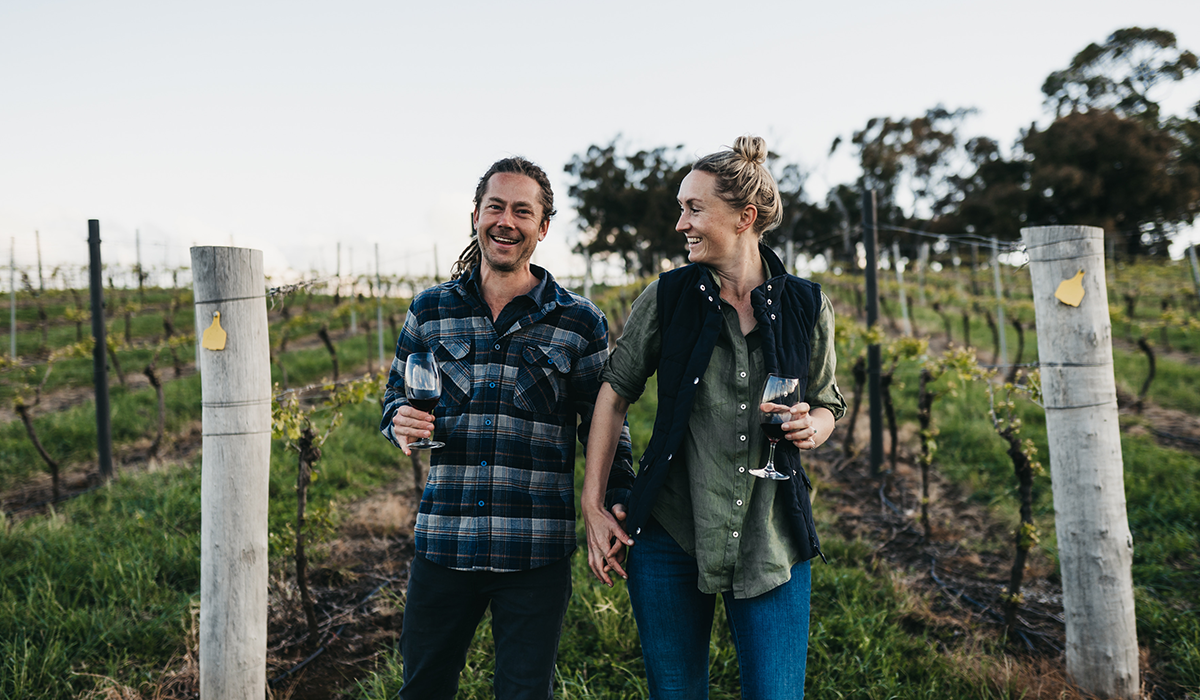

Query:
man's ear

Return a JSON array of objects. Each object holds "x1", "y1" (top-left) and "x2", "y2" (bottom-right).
[{"x1": 538, "y1": 219, "x2": 549, "y2": 242}]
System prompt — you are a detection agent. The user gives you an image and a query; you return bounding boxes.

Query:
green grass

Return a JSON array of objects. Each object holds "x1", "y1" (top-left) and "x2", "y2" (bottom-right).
[
  {"x1": 0, "y1": 400, "x2": 406, "y2": 699},
  {"x1": 4, "y1": 275, "x2": 1200, "y2": 697},
  {"x1": 0, "y1": 466, "x2": 202, "y2": 699},
  {"x1": 0, "y1": 319, "x2": 386, "y2": 490},
  {"x1": 0, "y1": 374, "x2": 205, "y2": 490},
  {"x1": 355, "y1": 478, "x2": 1025, "y2": 699},
  {"x1": 1113, "y1": 346, "x2": 1200, "y2": 415}
]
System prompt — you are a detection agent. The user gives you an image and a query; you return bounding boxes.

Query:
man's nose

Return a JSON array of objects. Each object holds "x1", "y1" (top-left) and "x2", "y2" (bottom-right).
[{"x1": 498, "y1": 207, "x2": 517, "y2": 228}]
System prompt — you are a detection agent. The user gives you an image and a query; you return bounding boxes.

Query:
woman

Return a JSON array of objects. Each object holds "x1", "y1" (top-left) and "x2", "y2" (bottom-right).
[{"x1": 582, "y1": 136, "x2": 845, "y2": 699}]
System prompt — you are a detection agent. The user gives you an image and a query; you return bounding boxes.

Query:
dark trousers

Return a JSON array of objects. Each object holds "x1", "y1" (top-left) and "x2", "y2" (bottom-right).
[{"x1": 398, "y1": 553, "x2": 573, "y2": 700}]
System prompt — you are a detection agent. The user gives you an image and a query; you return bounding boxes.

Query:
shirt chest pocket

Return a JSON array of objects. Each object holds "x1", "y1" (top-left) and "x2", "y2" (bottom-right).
[
  {"x1": 514, "y1": 344, "x2": 573, "y2": 414},
  {"x1": 432, "y1": 339, "x2": 472, "y2": 411}
]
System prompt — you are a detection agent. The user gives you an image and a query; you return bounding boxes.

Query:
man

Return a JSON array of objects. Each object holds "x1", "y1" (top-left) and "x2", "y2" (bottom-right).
[{"x1": 380, "y1": 156, "x2": 632, "y2": 700}]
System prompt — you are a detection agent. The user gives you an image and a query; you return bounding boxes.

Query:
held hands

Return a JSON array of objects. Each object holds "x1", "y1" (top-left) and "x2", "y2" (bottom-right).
[
  {"x1": 391, "y1": 405, "x2": 435, "y2": 456},
  {"x1": 761, "y1": 401, "x2": 821, "y2": 451},
  {"x1": 582, "y1": 502, "x2": 633, "y2": 587}
]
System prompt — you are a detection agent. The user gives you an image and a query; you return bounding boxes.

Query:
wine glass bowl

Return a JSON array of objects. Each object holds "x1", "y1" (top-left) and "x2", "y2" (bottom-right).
[
  {"x1": 750, "y1": 374, "x2": 799, "y2": 480},
  {"x1": 404, "y1": 352, "x2": 445, "y2": 450}
]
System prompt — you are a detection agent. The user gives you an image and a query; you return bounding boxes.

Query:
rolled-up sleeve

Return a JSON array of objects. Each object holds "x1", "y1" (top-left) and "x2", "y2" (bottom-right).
[
  {"x1": 806, "y1": 292, "x2": 846, "y2": 420},
  {"x1": 600, "y1": 280, "x2": 661, "y2": 404}
]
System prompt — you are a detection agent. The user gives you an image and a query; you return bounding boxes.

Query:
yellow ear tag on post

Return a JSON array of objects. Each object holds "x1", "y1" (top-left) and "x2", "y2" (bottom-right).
[
  {"x1": 202, "y1": 311, "x2": 227, "y2": 350},
  {"x1": 1054, "y1": 269, "x2": 1085, "y2": 307}
]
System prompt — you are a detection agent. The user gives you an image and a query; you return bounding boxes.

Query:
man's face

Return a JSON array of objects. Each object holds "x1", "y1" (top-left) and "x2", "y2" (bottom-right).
[{"x1": 472, "y1": 173, "x2": 549, "y2": 274}]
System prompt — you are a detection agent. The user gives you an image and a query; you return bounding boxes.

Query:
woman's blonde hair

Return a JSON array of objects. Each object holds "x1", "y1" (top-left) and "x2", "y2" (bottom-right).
[{"x1": 692, "y1": 135, "x2": 782, "y2": 237}]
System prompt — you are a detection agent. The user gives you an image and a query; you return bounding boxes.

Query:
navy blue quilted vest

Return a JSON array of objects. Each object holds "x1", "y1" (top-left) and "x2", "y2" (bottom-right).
[{"x1": 626, "y1": 244, "x2": 825, "y2": 563}]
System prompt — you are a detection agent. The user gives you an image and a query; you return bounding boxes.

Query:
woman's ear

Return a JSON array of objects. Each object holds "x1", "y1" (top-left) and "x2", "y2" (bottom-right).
[{"x1": 737, "y1": 205, "x2": 759, "y2": 235}]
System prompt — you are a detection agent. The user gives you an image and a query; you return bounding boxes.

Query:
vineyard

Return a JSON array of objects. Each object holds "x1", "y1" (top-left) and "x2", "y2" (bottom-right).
[{"x1": 1, "y1": 253, "x2": 1199, "y2": 699}]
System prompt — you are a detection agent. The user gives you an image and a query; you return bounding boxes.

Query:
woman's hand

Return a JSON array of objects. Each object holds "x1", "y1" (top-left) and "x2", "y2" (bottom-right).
[
  {"x1": 778, "y1": 402, "x2": 836, "y2": 451},
  {"x1": 582, "y1": 382, "x2": 635, "y2": 586},
  {"x1": 390, "y1": 405, "x2": 435, "y2": 456},
  {"x1": 582, "y1": 501, "x2": 633, "y2": 587}
]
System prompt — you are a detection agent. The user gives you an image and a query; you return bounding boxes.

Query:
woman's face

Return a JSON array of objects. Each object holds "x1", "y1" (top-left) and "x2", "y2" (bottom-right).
[{"x1": 676, "y1": 170, "x2": 751, "y2": 267}]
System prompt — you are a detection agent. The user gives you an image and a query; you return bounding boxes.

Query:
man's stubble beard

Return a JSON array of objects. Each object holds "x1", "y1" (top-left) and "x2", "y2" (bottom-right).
[{"x1": 478, "y1": 228, "x2": 536, "y2": 274}]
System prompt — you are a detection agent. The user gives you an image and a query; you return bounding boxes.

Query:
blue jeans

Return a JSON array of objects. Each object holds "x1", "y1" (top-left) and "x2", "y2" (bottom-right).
[{"x1": 626, "y1": 518, "x2": 811, "y2": 700}]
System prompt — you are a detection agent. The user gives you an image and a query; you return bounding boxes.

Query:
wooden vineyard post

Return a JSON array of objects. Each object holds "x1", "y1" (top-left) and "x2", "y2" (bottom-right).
[
  {"x1": 192, "y1": 246, "x2": 272, "y2": 699},
  {"x1": 1021, "y1": 225, "x2": 1139, "y2": 699}
]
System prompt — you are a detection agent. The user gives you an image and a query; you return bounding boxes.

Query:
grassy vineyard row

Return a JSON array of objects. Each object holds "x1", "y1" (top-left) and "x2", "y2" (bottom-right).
[{"x1": 0, "y1": 263, "x2": 1197, "y2": 698}]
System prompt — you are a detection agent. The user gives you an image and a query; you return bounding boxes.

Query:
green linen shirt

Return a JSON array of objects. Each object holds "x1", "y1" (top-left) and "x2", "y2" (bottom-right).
[{"x1": 601, "y1": 270, "x2": 845, "y2": 599}]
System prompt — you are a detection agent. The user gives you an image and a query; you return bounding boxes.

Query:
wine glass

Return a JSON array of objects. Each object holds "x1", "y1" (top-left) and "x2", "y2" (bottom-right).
[
  {"x1": 404, "y1": 352, "x2": 445, "y2": 450},
  {"x1": 751, "y1": 374, "x2": 799, "y2": 480}
]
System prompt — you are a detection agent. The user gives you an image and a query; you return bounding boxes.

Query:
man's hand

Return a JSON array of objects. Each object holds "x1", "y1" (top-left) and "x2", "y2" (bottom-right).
[
  {"x1": 582, "y1": 502, "x2": 634, "y2": 587},
  {"x1": 391, "y1": 405, "x2": 435, "y2": 456}
]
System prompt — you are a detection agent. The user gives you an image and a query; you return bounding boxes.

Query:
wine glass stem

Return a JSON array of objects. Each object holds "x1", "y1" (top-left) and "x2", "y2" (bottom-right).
[{"x1": 766, "y1": 439, "x2": 778, "y2": 470}]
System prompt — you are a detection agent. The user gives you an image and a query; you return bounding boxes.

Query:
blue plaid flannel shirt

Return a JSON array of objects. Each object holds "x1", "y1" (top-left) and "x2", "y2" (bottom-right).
[{"x1": 380, "y1": 266, "x2": 633, "y2": 572}]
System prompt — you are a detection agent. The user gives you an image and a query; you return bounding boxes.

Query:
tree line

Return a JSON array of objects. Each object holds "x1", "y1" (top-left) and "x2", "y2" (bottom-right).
[{"x1": 565, "y1": 27, "x2": 1200, "y2": 276}]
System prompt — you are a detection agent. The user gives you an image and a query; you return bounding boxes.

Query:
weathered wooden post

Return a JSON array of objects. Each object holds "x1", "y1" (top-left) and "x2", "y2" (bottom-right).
[
  {"x1": 192, "y1": 246, "x2": 272, "y2": 698},
  {"x1": 1021, "y1": 225, "x2": 1139, "y2": 699}
]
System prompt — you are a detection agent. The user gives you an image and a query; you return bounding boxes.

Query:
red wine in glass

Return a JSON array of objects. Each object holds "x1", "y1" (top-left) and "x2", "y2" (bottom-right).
[
  {"x1": 408, "y1": 393, "x2": 440, "y2": 414},
  {"x1": 751, "y1": 374, "x2": 799, "y2": 480},
  {"x1": 404, "y1": 352, "x2": 445, "y2": 449},
  {"x1": 760, "y1": 416, "x2": 787, "y2": 442}
]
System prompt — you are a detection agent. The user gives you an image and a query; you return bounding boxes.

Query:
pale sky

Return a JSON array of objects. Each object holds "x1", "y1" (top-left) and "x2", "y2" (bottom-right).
[{"x1": 2, "y1": 0, "x2": 1198, "y2": 287}]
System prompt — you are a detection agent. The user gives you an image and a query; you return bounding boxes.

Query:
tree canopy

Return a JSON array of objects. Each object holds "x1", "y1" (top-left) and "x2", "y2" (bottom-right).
[
  {"x1": 562, "y1": 27, "x2": 1200, "y2": 264},
  {"x1": 1042, "y1": 27, "x2": 1198, "y2": 123},
  {"x1": 564, "y1": 140, "x2": 689, "y2": 277}
]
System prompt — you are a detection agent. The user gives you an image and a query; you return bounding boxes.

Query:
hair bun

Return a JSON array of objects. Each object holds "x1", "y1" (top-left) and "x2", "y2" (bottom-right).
[{"x1": 732, "y1": 135, "x2": 767, "y2": 165}]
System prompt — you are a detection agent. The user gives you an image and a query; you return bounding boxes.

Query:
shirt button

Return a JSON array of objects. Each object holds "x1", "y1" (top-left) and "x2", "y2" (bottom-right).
[
  {"x1": 739, "y1": 467, "x2": 746, "y2": 473},
  {"x1": 771, "y1": 314, "x2": 776, "y2": 320},
  {"x1": 485, "y1": 419, "x2": 492, "y2": 426},
  {"x1": 489, "y1": 382, "x2": 496, "y2": 388},
  {"x1": 693, "y1": 377, "x2": 700, "y2": 385},
  {"x1": 700, "y1": 284, "x2": 706, "y2": 291},
  {"x1": 708, "y1": 296, "x2": 713, "y2": 302},
  {"x1": 740, "y1": 403, "x2": 747, "y2": 410},
  {"x1": 767, "y1": 284, "x2": 772, "y2": 291},
  {"x1": 736, "y1": 499, "x2": 743, "y2": 506},
  {"x1": 481, "y1": 460, "x2": 488, "y2": 466},
  {"x1": 732, "y1": 531, "x2": 740, "y2": 538},
  {"x1": 739, "y1": 371, "x2": 747, "y2": 379},
  {"x1": 478, "y1": 500, "x2": 485, "y2": 507},
  {"x1": 739, "y1": 434, "x2": 746, "y2": 442},
  {"x1": 494, "y1": 343, "x2": 501, "y2": 350},
  {"x1": 767, "y1": 299, "x2": 773, "y2": 305}
]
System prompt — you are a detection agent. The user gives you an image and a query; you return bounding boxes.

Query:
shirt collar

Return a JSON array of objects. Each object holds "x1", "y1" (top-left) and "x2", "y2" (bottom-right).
[
  {"x1": 463, "y1": 263, "x2": 552, "y2": 305},
  {"x1": 702, "y1": 256, "x2": 774, "y2": 292}
]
